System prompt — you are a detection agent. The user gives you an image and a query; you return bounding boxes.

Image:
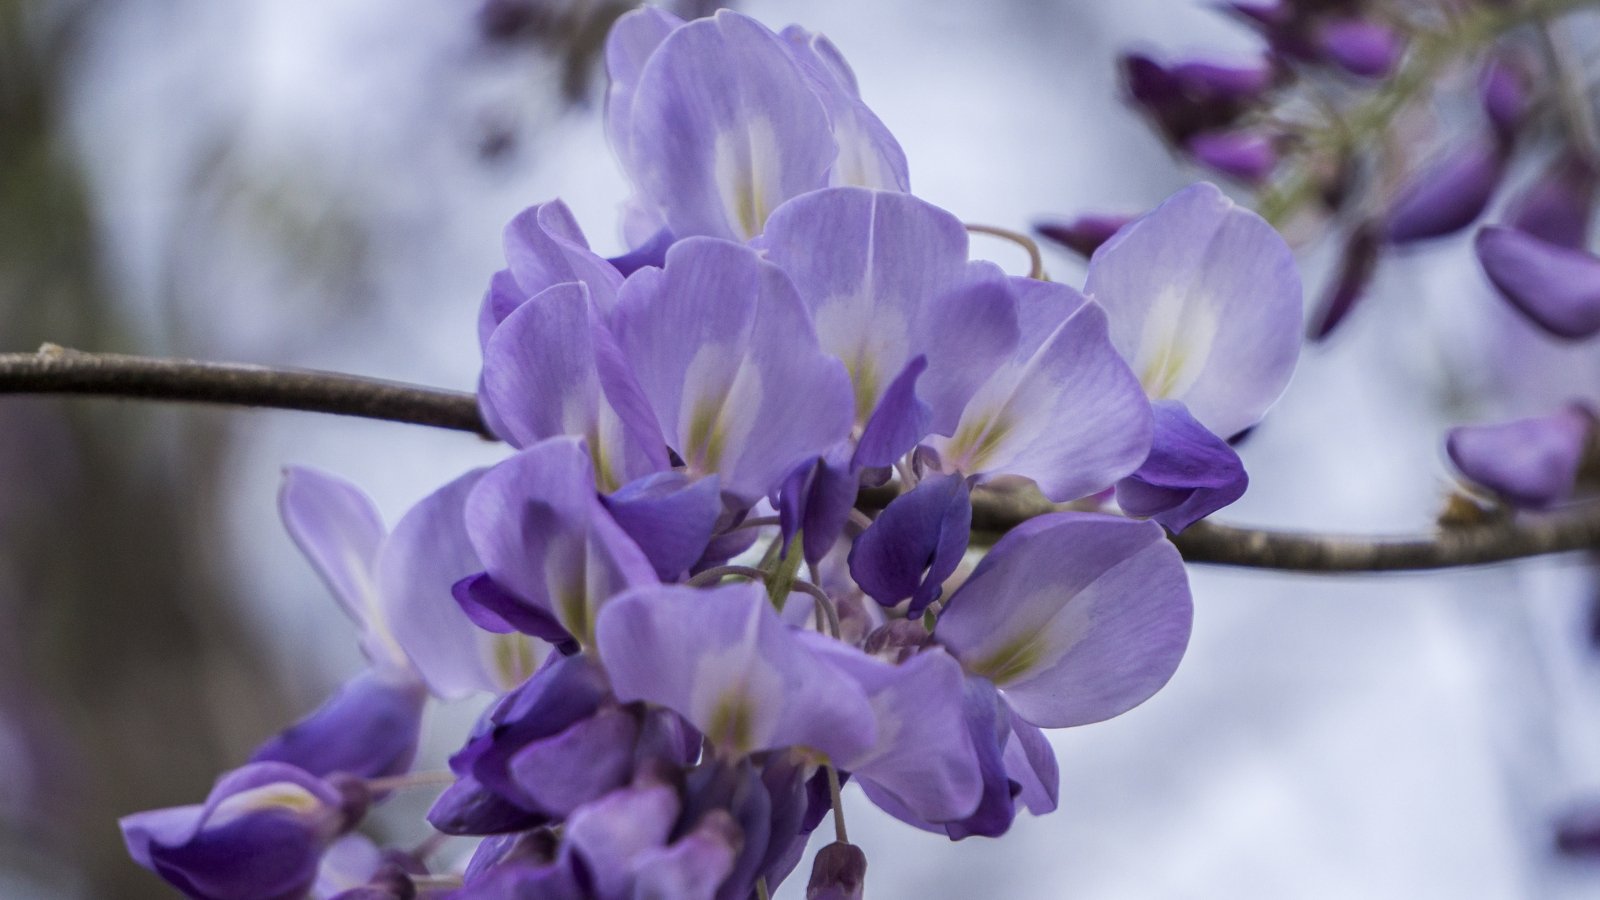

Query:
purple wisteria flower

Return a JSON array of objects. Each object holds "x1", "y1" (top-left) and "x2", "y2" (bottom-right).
[
  {"x1": 120, "y1": 762, "x2": 360, "y2": 900},
  {"x1": 114, "y1": 8, "x2": 1302, "y2": 897},
  {"x1": 606, "y1": 8, "x2": 907, "y2": 244},
  {"x1": 1085, "y1": 182, "x2": 1302, "y2": 530}
]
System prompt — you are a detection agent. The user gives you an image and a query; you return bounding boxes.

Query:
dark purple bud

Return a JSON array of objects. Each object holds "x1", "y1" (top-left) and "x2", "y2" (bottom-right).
[
  {"x1": 848, "y1": 473, "x2": 972, "y2": 615},
  {"x1": 778, "y1": 445, "x2": 861, "y2": 566},
  {"x1": 463, "y1": 829, "x2": 561, "y2": 883},
  {"x1": 1383, "y1": 137, "x2": 1506, "y2": 243},
  {"x1": 602, "y1": 470, "x2": 723, "y2": 580},
  {"x1": 1475, "y1": 226, "x2": 1600, "y2": 339},
  {"x1": 1555, "y1": 801, "x2": 1600, "y2": 858},
  {"x1": 1122, "y1": 53, "x2": 1273, "y2": 142},
  {"x1": 1316, "y1": 18, "x2": 1404, "y2": 77},
  {"x1": 1446, "y1": 405, "x2": 1594, "y2": 508},
  {"x1": 1310, "y1": 224, "x2": 1381, "y2": 340},
  {"x1": 1480, "y1": 54, "x2": 1533, "y2": 142},
  {"x1": 1115, "y1": 401, "x2": 1249, "y2": 532},
  {"x1": 1034, "y1": 213, "x2": 1134, "y2": 259},
  {"x1": 249, "y1": 670, "x2": 427, "y2": 780},
  {"x1": 1506, "y1": 155, "x2": 1596, "y2": 249},
  {"x1": 1185, "y1": 129, "x2": 1278, "y2": 183},
  {"x1": 1171, "y1": 57, "x2": 1276, "y2": 102},
  {"x1": 806, "y1": 842, "x2": 867, "y2": 900},
  {"x1": 121, "y1": 762, "x2": 350, "y2": 900}
]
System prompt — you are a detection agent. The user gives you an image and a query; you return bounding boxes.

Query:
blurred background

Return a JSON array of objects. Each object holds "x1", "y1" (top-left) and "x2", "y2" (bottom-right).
[{"x1": 2, "y1": 0, "x2": 1598, "y2": 897}]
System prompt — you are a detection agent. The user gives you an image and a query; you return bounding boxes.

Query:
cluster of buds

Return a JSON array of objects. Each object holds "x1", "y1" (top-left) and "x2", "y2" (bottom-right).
[{"x1": 1042, "y1": 0, "x2": 1600, "y2": 348}]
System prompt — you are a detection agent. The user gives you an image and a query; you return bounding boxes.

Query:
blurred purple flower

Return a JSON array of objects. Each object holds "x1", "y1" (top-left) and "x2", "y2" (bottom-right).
[{"x1": 1447, "y1": 405, "x2": 1594, "y2": 508}]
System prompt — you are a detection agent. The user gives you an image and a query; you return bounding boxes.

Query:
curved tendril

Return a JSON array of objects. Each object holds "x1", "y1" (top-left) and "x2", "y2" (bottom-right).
[{"x1": 965, "y1": 223, "x2": 1045, "y2": 280}]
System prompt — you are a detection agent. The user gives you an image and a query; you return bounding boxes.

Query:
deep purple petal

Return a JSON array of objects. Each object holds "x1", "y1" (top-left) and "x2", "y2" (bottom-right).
[
  {"x1": 935, "y1": 512, "x2": 1193, "y2": 728},
  {"x1": 1316, "y1": 18, "x2": 1403, "y2": 77},
  {"x1": 606, "y1": 226, "x2": 675, "y2": 277},
  {"x1": 623, "y1": 11, "x2": 835, "y2": 241},
  {"x1": 1476, "y1": 226, "x2": 1600, "y2": 340},
  {"x1": 631, "y1": 810, "x2": 742, "y2": 900},
  {"x1": 1115, "y1": 400, "x2": 1249, "y2": 532},
  {"x1": 1034, "y1": 213, "x2": 1134, "y2": 260},
  {"x1": 614, "y1": 237, "x2": 854, "y2": 504},
  {"x1": 1384, "y1": 136, "x2": 1506, "y2": 244},
  {"x1": 1185, "y1": 129, "x2": 1276, "y2": 183},
  {"x1": 777, "y1": 444, "x2": 858, "y2": 566},
  {"x1": 426, "y1": 774, "x2": 544, "y2": 836},
  {"x1": 1086, "y1": 182, "x2": 1302, "y2": 438},
  {"x1": 602, "y1": 470, "x2": 723, "y2": 581},
  {"x1": 451, "y1": 572, "x2": 573, "y2": 644},
  {"x1": 249, "y1": 669, "x2": 426, "y2": 780},
  {"x1": 942, "y1": 677, "x2": 1018, "y2": 840},
  {"x1": 1446, "y1": 405, "x2": 1593, "y2": 508},
  {"x1": 847, "y1": 473, "x2": 971, "y2": 614},
  {"x1": 1505, "y1": 154, "x2": 1596, "y2": 249},
  {"x1": 508, "y1": 706, "x2": 640, "y2": 817},
  {"x1": 597, "y1": 583, "x2": 877, "y2": 760},
  {"x1": 853, "y1": 356, "x2": 932, "y2": 470},
  {"x1": 564, "y1": 780, "x2": 681, "y2": 898},
  {"x1": 929, "y1": 280, "x2": 1152, "y2": 500}
]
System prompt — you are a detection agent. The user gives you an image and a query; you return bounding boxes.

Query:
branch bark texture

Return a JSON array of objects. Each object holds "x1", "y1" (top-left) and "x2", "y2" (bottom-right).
[{"x1": 4, "y1": 347, "x2": 1598, "y2": 573}]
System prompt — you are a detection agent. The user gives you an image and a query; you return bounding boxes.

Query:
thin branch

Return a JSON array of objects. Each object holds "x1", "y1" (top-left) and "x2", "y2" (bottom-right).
[
  {"x1": 0, "y1": 345, "x2": 490, "y2": 437},
  {"x1": 6, "y1": 348, "x2": 1600, "y2": 572}
]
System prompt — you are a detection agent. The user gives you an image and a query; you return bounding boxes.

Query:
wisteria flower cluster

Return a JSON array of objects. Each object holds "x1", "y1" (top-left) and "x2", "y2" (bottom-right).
[{"x1": 119, "y1": 8, "x2": 1302, "y2": 898}]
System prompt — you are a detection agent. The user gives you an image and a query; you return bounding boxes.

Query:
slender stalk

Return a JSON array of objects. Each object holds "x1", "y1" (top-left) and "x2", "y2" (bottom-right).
[
  {"x1": 826, "y1": 765, "x2": 849, "y2": 844},
  {"x1": 964, "y1": 223, "x2": 1045, "y2": 280},
  {"x1": 7, "y1": 348, "x2": 1600, "y2": 573}
]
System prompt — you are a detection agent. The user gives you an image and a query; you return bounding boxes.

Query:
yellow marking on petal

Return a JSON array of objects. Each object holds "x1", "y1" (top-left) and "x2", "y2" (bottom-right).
[
  {"x1": 491, "y1": 633, "x2": 539, "y2": 689},
  {"x1": 1140, "y1": 341, "x2": 1188, "y2": 400},
  {"x1": 968, "y1": 629, "x2": 1047, "y2": 687},
  {"x1": 947, "y1": 411, "x2": 1013, "y2": 473},
  {"x1": 706, "y1": 691, "x2": 756, "y2": 755},
  {"x1": 849, "y1": 354, "x2": 880, "y2": 427},
  {"x1": 686, "y1": 399, "x2": 729, "y2": 474}
]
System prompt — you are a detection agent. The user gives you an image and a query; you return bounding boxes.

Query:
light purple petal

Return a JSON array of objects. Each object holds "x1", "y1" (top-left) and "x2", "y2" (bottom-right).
[
  {"x1": 479, "y1": 281, "x2": 666, "y2": 489},
  {"x1": 604, "y1": 7, "x2": 686, "y2": 182},
  {"x1": 378, "y1": 469, "x2": 544, "y2": 698},
  {"x1": 935, "y1": 512, "x2": 1193, "y2": 728},
  {"x1": 777, "y1": 25, "x2": 909, "y2": 191},
  {"x1": 596, "y1": 583, "x2": 877, "y2": 761},
  {"x1": 1447, "y1": 405, "x2": 1593, "y2": 508},
  {"x1": 1086, "y1": 182, "x2": 1302, "y2": 438},
  {"x1": 761, "y1": 188, "x2": 1018, "y2": 434},
  {"x1": 927, "y1": 279, "x2": 1152, "y2": 501},
  {"x1": 630, "y1": 811, "x2": 742, "y2": 900},
  {"x1": 465, "y1": 437, "x2": 657, "y2": 646},
  {"x1": 249, "y1": 669, "x2": 426, "y2": 780},
  {"x1": 805, "y1": 639, "x2": 983, "y2": 823},
  {"x1": 624, "y1": 11, "x2": 835, "y2": 241},
  {"x1": 614, "y1": 237, "x2": 854, "y2": 504},
  {"x1": 279, "y1": 467, "x2": 408, "y2": 673},
  {"x1": 1476, "y1": 226, "x2": 1600, "y2": 340},
  {"x1": 1002, "y1": 708, "x2": 1058, "y2": 815},
  {"x1": 500, "y1": 200, "x2": 624, "y2": 318},
  {"x1": 1115, "y1": 400, "x2": 1248, "y2": 532}
]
